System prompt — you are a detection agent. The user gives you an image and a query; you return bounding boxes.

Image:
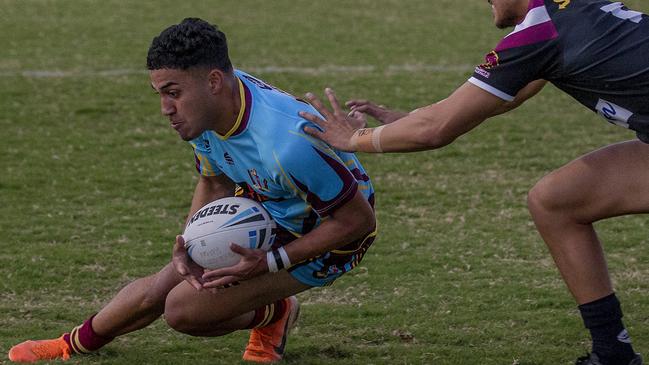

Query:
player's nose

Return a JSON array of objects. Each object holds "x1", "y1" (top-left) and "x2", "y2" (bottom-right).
[{"x1": 161, "y1": 99, "x2": 176, "y2": 116}]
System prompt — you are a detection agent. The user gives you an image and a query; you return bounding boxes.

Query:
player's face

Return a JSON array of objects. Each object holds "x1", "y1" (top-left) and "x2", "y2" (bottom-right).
[
  {"x1": 150, "y1": 68, "x2": 217, "y2": 141},
  {"x1": 488, "y1": 0, "x2": 528, "y2": 29}
]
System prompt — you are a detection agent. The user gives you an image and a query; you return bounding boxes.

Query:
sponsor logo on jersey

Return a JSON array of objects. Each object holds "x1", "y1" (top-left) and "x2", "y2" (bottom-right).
[
  {"x1": 617, "y1": 329, "x2": 632, "y2": 344},
  {"x1": 203, "y1": 138, "x2": 212, "y2": 153},
  {"x1": 224, "y1": 152, "x2": 234, "y2": 165},
  {"x1": 596, "y1": 99, "x2": 633, "y2": 128},
  {"x1": 474, "y1": 67, "x2": 491, "y2": 78},
  {"x1": 553, "y1": 0, "x2": 571, "y2": 10}
]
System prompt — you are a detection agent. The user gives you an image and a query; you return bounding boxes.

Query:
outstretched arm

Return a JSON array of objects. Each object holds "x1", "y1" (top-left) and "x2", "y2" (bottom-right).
[{"x1": 301, "y1": 80, "x2": 545, "y2": 153}]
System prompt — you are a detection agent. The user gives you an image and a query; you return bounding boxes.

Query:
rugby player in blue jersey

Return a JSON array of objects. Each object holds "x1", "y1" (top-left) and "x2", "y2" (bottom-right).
[
  {"x1": 301, "y1": 1, "x2": 648, "y2": 364},
  {"x1": 9, "y1": 18, "x2": 377, "y2": 364}
]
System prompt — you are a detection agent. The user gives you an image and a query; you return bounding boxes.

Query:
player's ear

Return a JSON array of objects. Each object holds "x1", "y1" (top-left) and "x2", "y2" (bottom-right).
[{"x1": 207, "y1": 69, "x2": 225, "y2": 94}]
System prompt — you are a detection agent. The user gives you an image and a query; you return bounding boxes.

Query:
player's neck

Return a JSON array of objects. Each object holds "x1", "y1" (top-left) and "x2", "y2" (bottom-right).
[{"x1": 212, "y1": 74, "x2": 242, "y2": 136}]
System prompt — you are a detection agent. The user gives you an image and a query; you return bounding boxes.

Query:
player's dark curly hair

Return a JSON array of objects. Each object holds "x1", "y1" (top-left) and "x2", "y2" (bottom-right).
[{"x1": 146, "y1": 18, "x2": 232, "y2": 71}]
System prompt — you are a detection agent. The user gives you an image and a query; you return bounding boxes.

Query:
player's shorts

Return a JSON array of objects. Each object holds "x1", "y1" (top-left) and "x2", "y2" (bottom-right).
[{"x1": 275, "y1": 228, "x2": 377, "y2": 287}]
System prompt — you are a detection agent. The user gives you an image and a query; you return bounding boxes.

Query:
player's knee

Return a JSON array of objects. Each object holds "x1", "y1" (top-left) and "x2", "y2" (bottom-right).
[
  {"x1": 163, "y1": 300, "x2": 197, "y2": 334},
  {"x1": 164, "y1": 309, "x2": 230, "y2": 336},
  {"x1": 527, "y1": 175, "x2": 562, "y2": 219},
  {"x1": 163, "y1": 294, "x2": 219, "y2": 335}
]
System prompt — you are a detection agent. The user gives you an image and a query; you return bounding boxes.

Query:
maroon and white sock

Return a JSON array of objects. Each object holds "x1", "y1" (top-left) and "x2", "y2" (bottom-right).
[
  {"x1": 63, "y1": 314, "x2": 114, "y2": 354},
  {"x1": 245, "y1": 299, "x2": 288, "y2": 329}
]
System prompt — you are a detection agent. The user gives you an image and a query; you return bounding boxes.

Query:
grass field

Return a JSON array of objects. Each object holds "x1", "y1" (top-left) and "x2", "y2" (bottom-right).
[{"x1": 2, "y1": 1, "x2": 649, "y2": 364}]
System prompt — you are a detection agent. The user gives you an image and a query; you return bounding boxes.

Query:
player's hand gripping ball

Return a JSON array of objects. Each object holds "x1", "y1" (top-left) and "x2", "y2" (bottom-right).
[{"x1": 182, "y1": 197, "x2": 276, "y2": 269}]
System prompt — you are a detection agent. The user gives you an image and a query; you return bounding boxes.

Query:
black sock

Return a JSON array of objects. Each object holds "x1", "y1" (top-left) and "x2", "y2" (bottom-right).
[{"x1": 578, "y1": 293, "x2": 636, "y2": 365}]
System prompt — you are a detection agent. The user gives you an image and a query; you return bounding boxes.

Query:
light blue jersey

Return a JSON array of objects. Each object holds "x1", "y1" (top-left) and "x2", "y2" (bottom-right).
[
  {"x1": 190, "y1": 70, "x2": 375, "y2": 286},
  {"x1": 191, "y1": 70, "x2": 374, "y2": 233}
]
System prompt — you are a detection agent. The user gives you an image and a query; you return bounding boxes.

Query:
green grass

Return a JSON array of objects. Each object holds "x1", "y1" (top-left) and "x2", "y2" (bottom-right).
[{"x1": 2, "y1": 1, "x2": 649, "y2": 364}]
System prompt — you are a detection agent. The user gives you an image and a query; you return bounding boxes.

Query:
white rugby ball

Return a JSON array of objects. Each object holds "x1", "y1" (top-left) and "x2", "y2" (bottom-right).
[{"x1": 183, "y1": 197, "x2": 276, "y2": 269}]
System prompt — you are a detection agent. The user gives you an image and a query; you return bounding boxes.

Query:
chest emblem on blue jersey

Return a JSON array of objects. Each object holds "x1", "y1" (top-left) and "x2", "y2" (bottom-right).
[{"x1": 247, "y1": 168, "x2": 270, "y2": 192}]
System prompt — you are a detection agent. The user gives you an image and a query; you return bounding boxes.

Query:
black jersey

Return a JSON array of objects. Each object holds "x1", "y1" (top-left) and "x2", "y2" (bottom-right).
[{"x1": 470, "y1": 0, "x2": 649, "y2": 141}]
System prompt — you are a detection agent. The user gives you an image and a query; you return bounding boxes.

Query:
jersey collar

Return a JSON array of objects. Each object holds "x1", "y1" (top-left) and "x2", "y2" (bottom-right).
[{"x1": 215, "y1": 77, "x2": 252, "y2": 140}]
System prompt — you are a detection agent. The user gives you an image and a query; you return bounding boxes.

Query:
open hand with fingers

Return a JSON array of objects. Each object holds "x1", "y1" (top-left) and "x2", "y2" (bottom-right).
[
  {"x1": 300, "y1": 88, "x2": 405, "y2": 152},
  {"x1": 346, "y1": 99, "x2": 408, "y2": 125},
  {"x1": 299, "y1": 88, "x2": 363, "y2": 152},
  {"x1": 172, "y1": 235, "x2": 206, "y2": 291},
  {"x1": 201, "y1": 244, "x2": 268, "y2": 289}
]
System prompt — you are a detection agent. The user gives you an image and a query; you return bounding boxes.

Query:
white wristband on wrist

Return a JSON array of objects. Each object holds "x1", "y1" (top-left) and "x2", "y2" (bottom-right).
[
  {"x1": 371, "y1": 125, "x2": 385, "y2": 153},
  {"x1": 267, "y1": 250, "x2": 279, "y2": 272},
  {"x1": 267, "y1": 246, "x2": 291, "y2": 273}
]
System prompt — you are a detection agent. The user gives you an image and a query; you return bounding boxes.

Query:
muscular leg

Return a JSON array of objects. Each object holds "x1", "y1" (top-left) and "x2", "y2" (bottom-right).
[
  {"x1": 92, "y1": 262, "x2": 183, "y2": 337},
  {"x1": 527, "y1": 140, "x2": 649, "y2": 304},
  {"x1": 8, "y1": 262, "x2": 185, "y2": 362},
  {"x1": 164, "y1": 270, "x2": 310, "y2": 336}
]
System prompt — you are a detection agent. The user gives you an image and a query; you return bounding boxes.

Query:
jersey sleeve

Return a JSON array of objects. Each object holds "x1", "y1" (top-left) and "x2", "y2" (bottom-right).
[
  {"x1": 273, "y1": 129, "x2": 358, "y2": 217},
  {"x1": 190, "y1": 140, "x2": 223, "y2": 176},
  {"x1": 469, "y1": 4, "x2": 559, "y2": 100}
]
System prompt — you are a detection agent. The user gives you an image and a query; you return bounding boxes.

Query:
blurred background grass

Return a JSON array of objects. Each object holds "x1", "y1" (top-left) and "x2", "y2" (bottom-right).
[{"x1": 2, "y1": 1, "x2": 649, "y2": 364}]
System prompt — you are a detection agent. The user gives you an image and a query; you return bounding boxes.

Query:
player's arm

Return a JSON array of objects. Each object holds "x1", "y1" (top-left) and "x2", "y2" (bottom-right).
[
  {"x1": 300, "y1": 80, "x2": 542, "y2": 153},
  {"x1": 173, "y1": 174, "x2": 236, "y2": 290},
  {"x1": 186, "y1": 174, "x2": 236, "y2": 223},
  {"x1": 281, "y1": 189, "x2": 374, "y2": 264},
  {"x1": 345, "y1": 79, "x2": 545, "y2": 126},
  {"x1": 488, "y1": 79, "x2": 546, "y2": 117},
  {"x1": 201, "y1": 189, "x2": 375, "y2": 288}
]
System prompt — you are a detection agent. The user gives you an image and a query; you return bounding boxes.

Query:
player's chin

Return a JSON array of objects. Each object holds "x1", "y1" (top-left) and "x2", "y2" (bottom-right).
[
  {"x1": 494, "y1": 18, "x2": 516, "y2": 29},
  {"x1": 177, "y1": 129, "x2": 199, "y2": 141},
  {"x1": 493, "y1": 13, "x2": 520, "y2": 29},
  {"x1": 179, "y1": 133, "x2": 194, "y2": 141}
]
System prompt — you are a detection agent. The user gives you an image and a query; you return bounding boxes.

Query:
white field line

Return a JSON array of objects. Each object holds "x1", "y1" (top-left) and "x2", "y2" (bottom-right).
[{"x1": 0, "y1": 64, "x2": 474, "y2": 78}]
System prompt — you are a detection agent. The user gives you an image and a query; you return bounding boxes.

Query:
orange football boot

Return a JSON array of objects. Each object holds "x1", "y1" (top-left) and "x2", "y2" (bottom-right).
[
  {"x1": 8, "y1": 335, "x2": 71, "y2": 363},
  {"x1": 243, "y1": 296, "x2": 300, "y2": 363}
]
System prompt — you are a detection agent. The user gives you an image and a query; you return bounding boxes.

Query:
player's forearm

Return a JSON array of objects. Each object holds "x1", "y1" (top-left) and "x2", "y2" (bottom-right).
[
  {"x1": 186, "y1": 175, "x2": 236, "y2": 223},
  {"x1": 353, "y1": 103, "x2": 478, "y2": 153},
  {"x1": 351, "y1": 82, "x2": 506, "y2": 153},
  {"x1": 282, "y1": 191, "x2": 376, "y2": 265}
]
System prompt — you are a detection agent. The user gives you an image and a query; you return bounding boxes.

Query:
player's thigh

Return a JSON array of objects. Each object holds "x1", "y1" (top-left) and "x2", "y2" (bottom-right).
[
  {"x1": 164, "y1": 270, "x2": 310, "y2": 324},
  {"x1": 531, "y1": 140, "x2": 649, "y2": 222}
]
